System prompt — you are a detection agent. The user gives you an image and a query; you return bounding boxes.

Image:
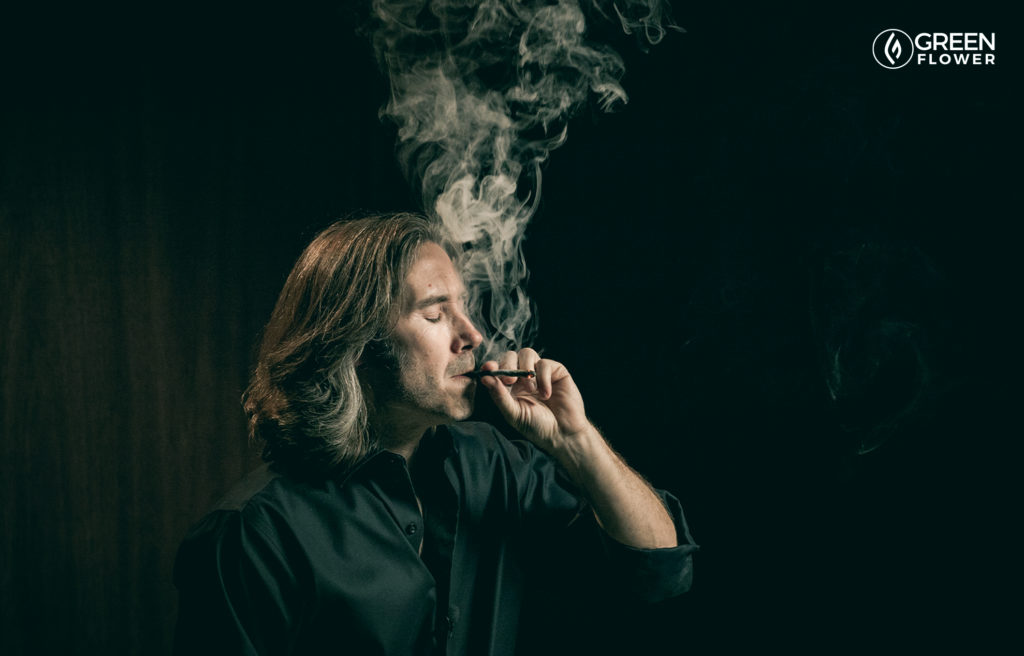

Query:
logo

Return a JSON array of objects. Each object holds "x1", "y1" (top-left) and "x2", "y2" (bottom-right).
[
  {"x1": 873, "y1": 29, "x2": 914, "y2": 69},
  {"x1": 872, "y1": 30, "x2": 996, "y2": 69}
]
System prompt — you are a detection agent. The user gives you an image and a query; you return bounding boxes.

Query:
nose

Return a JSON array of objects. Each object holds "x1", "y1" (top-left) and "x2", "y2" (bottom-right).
[{"x1": 454, "y1": 310, "x2": 484, "y2": 352}]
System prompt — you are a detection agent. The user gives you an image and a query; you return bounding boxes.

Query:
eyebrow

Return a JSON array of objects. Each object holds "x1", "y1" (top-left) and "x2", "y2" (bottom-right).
[
  {"x1": 412, "y1": 292, "x2": 468, "y2": 311},
  {"x1": 414, "y1": 294, "x2": 450, "y2": 310}
]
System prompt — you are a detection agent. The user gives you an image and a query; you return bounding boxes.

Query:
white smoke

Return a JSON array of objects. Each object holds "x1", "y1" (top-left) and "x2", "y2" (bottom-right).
[{"x1": 369, "y1": 0, "x2": 678, "y2": 357}]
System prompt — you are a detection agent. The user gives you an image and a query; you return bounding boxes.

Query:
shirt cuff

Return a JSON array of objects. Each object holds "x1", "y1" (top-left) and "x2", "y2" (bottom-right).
[{"x1": 596, "y1": 491, "x2": 700, "y2": 603}]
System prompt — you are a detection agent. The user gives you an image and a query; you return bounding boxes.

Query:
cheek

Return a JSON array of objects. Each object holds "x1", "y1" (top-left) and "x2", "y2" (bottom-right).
[
  {"x1": 394, "y1": 322, "x2": 453, "y2": 374},
  {"x1": 415, "y1": 327, "x2": 454, "y2": 360},
  {"x1": 397, "y1": 345, "x2": 444, "y2": 384}
]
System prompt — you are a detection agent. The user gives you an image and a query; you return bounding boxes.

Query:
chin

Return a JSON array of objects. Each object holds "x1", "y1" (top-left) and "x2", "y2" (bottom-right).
[
  {"x1": 421, "y1": 397, "x2": 474, "y2": 426},
  {"x1": 452, "y1": 386, "x2": 476, "y2": 420},
  {"x1": 449, "y1": 400, "x2": 475, "y2": 422}
]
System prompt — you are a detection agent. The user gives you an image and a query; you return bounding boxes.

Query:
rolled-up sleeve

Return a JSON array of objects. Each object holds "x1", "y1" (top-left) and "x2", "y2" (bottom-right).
[
  {"x1": 500, "y1": 432, "x2": 698, "y2": 604},
  {"x1": 595, "y1": 488, "x2": 699, "y2": 602}
]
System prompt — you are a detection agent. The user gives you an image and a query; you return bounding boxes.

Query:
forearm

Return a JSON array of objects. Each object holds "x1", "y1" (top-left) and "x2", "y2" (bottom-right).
[
  {"x1": 478, "y1": 351, "x2": 681, "y2": 549},
  {"x1": 553, "y1": 425, "x2": 678, "y2": 549}
]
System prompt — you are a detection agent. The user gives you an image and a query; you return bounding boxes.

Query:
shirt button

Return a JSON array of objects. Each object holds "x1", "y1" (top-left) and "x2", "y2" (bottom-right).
[{"x1": 405, "y1": 522, "x2": 418, "y2": 535}]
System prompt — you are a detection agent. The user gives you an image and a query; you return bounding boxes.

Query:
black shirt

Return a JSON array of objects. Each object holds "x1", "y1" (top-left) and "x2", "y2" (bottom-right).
[{"x1": 173, "y1": 422, "x2": 698, "y2": 655}]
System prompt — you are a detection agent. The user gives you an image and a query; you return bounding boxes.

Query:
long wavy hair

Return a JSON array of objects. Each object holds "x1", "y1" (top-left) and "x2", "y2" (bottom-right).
[{"x1": 243, "y1": 212, "x2": 442, "y2": 475}]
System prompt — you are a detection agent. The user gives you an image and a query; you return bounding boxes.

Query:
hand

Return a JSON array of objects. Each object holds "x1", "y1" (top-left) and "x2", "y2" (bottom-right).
[
  {"x1": 481, "y1": 350, "x2": 679, "y2": 550},
  {"x1": 477, "y1": 348, "x2": 593, "y2": 454}
]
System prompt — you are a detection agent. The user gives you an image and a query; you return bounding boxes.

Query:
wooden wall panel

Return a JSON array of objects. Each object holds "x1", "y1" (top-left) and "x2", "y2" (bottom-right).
[
  {"x1": 1, "y1": 78, "x2": 404, "y2": 649},
  {"x1": 2, "y1": 109, "x2": 253, "y2": 653}
]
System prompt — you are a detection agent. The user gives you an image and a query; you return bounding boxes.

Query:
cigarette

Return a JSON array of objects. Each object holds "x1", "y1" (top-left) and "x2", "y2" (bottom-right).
[{"x1": 464, "y1": 369, "x2": 536, "y2": 379}]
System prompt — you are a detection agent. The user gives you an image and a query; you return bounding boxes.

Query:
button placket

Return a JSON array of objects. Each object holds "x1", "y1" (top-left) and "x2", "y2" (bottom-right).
[{"x1": 388, "y1": 456, "x2": 424, "y2": 551}]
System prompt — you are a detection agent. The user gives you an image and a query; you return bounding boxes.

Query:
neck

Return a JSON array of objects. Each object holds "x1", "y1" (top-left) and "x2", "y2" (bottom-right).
[{"x1": 373, "y1": 411, "x2": 433, "y2": 463}]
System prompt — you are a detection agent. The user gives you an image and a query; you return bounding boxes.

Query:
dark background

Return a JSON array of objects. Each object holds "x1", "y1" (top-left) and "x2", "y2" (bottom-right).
[{"x1": 1, "y1": 1, "x2": 1015, "y2": 654}]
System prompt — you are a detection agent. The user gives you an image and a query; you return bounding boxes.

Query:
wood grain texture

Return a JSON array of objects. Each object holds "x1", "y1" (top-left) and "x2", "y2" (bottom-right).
[{"x1": 1, "y1": 80, "x2": 405, "y2": 652}]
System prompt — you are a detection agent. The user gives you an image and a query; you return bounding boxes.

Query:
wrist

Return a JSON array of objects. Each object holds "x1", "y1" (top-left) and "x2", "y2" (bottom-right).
[{"x1": 551, "y1": 424, "x2": 611, "y2": 480}]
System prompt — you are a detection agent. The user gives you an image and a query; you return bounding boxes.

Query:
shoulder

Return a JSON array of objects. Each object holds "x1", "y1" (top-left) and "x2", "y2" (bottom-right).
[
  {"x1": 175, "y1": 464, "x2": 339, "y2": 590},
  {"x1": 179, "y1": 464, "x2": 333, "y2": 556},
  {"x1": 208, "y1": 463, "x2": 281, "y2": 512}
]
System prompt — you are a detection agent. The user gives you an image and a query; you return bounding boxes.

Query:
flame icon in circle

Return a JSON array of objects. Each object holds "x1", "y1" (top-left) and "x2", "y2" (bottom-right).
[
  {"x1": 885, "y1": 33, "x2": 902, "y2": 64},
  {"x1": 873, "y1": 29, "x2": 914, "y2": 69}
]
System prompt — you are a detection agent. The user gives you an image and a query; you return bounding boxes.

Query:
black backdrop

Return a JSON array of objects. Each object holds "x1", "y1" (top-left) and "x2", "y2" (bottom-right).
[{"x1": 1, "y1": 2, "x2": 1015, "y2": 654}]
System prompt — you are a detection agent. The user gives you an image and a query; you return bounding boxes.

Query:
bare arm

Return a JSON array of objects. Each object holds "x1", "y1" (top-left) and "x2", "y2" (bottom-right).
[{"x1": 478, "y1": 349, "x2": 677, "y2": 549}]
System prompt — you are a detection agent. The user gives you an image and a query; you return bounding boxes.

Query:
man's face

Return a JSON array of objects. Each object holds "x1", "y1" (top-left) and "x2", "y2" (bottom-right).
[{"x1": 380, "y1": 242, "x2": 484, "y2": 427}]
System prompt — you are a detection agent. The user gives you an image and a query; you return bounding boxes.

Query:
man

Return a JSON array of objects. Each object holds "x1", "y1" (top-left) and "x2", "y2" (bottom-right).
[{"x1": 174, "y1": 213, "x2": 697, "y2": 654}]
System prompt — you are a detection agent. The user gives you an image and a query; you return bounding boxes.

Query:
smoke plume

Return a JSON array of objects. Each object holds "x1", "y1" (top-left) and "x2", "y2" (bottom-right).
[{"x1": 368, "y1": 0, "x2": 677, "y2": 357}]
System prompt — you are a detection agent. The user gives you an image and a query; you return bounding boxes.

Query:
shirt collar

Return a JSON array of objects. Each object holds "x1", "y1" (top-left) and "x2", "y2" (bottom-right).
[{"x1": 331, "y1": 424, "x2": 459, "y2": 487}]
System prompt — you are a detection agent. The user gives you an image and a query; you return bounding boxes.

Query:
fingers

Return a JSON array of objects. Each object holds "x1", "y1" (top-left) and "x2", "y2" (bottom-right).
[
  {"x1": 503, "y1": 348, "x2": 540, "y2": 394},
  {"x1": 478, "y1": 351, "x2": 526, "y2": 401},
  {"x1": 478, "y1": 349, "x2": 585, "y2": 439},
  {"x1": 481, "y1": 348, "x2": 563, "y2": 399},
  {"x1": 534, "y1": 358, "x2": 564, "y2": 400},
  {"x1": 478, "y1": 349, "x2": 539, "y2": 427},
  {"x1": 478, "y1": 356, "x2": 524, "y2": 396},
  {"x1": 498, "y1": 351, "x2": 522, "y2": 386},
  {"x1": 479, "y1": 368, "x2": 518, "y2": 418}
]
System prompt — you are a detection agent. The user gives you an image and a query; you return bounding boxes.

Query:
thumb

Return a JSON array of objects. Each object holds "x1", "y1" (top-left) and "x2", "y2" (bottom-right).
[{"x1": 480, "y1": 375, "x2": 519, "y2": 422}]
